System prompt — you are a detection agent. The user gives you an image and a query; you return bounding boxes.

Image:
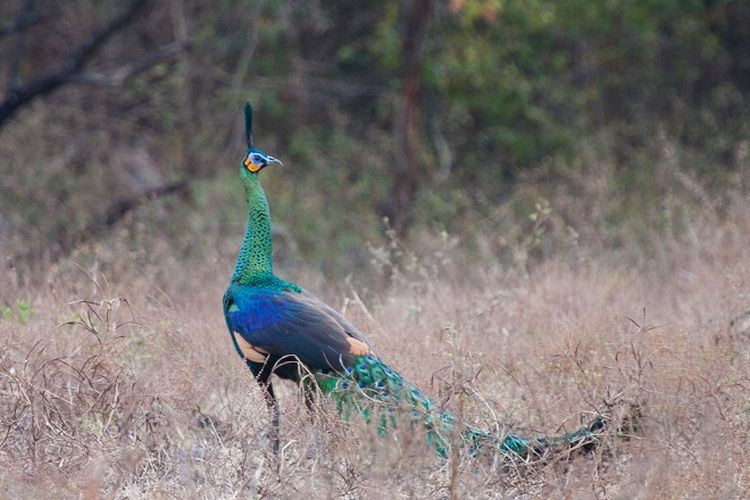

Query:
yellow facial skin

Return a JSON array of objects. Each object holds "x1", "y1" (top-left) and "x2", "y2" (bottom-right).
[{"x1": 244, "y1": 156, "x2": 262, "y2": 172}]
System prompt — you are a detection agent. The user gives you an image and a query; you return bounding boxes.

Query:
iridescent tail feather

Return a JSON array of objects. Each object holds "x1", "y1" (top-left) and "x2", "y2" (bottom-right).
[{"x1": 315, "y1": 354, "x2": 606, "y2": 460}]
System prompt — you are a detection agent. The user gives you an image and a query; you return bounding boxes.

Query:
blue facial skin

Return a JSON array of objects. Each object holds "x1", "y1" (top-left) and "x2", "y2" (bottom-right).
[{"x1": 243, "y1": 147, "x2": 282, "y2": 171}]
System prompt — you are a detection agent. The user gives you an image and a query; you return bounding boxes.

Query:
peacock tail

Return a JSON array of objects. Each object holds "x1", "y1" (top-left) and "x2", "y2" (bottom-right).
[{"x1": 315, "y1": 354, "x2": 604, "y2": 459}]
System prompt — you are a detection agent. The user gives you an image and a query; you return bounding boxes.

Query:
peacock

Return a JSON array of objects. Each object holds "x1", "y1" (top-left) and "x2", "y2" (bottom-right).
[{"x1": 223, "y1": 103, "x2": 606, "y2": 461}]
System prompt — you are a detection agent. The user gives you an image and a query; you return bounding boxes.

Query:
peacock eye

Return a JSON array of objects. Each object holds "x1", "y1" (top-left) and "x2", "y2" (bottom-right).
[{"x1": 251, "y1": 154, "x2": 264, "y2": 164}]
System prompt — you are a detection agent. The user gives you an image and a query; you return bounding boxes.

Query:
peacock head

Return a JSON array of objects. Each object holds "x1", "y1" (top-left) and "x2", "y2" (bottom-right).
[
  {"x1": 240, "y1": 102, "x2": 282, "y2": 175},
  {"x1": 242, "y1": 146, "x2": 282, "y2": 174}
]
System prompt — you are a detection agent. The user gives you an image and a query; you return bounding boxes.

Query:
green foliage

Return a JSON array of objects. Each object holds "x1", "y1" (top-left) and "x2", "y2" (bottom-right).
[
  {"x1": 2, "y1": 301, "x2": 34, "y2": 324},
  {"x1": 1, "y1": 0, "x2": 748, "y2": 277}
]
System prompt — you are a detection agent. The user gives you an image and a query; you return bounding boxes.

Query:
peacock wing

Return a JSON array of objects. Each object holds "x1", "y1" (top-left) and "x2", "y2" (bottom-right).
[
  {"x1": 225, "y1": 287, "x2": 372, "y2": 372},
  {"x1": 298, "y1": 288, "x2": 381, "y2": 358}
]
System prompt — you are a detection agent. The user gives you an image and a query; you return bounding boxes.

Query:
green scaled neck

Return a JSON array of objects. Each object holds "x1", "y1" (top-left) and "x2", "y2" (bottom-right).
[{"x1": 231, "y1": 172, "x2": 275, "y2": 285}]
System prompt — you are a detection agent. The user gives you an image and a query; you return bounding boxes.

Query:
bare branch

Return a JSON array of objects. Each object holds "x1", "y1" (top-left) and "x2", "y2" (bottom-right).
[
  {"x1": 82, "y1": 180, "x2": 189, "y2": 239},
  {"x1": 0, "y1": 0, "x2": 150, "y2": 128},
  {"x1": 0, "y1": 3, "x2": 41, "y2": 40},
  {"x1": 13, "y1": 178, "x2": 194, "y2": 266},
  {"x1": 70, "y1": 41, "x2": 188, "y2": 87}
]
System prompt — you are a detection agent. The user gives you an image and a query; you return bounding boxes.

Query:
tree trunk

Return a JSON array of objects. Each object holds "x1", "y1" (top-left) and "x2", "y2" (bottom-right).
[{"x1": 385, "y1": 0, "x2": 432, "y2": 235}]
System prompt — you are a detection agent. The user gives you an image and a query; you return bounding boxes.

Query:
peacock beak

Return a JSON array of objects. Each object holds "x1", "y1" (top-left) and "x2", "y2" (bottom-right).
[{"x1": 266, "y1": 156, "x2": 283, "y2": 165}]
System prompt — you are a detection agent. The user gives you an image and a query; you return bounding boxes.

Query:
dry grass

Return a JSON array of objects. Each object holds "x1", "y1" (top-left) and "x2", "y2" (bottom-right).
[{"x1": 1, "y1": 194, "x2": 749, "y2": 499}]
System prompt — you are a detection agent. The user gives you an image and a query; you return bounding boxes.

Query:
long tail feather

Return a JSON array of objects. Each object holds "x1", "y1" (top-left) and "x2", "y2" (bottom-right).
[{"x1": 315, "y1": 354, "x2": 606, "y2": 460}]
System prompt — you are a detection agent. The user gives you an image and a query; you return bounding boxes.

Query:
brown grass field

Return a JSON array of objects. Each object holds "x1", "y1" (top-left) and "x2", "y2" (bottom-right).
[{"x1": 1, "y1": 193, "x2": 749, "y2": 499}]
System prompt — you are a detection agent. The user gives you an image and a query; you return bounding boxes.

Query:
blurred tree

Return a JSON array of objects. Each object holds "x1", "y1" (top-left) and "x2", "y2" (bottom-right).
[
  {"x1": 0, "y1": 0, "x2": 194, "y2": 261},
  {"x1": 385, "y1": 0, "x2": 432, "y2": 234},
  {"x1": 0, "y1": 0, "x2": 151, "y2": 128},
  {"x1": 0, "y1": 0, "x2": 748, "y2": 275}
]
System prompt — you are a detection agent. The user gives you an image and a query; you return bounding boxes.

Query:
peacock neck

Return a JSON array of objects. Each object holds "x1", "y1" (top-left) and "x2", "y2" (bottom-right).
[{"x1": 231, "y1": 173, "x2": 274, "y2": 285}]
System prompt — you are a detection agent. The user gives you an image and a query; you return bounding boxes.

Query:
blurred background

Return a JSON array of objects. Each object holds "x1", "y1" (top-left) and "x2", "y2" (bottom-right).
[
  {"x1": 2, "y1": 4, "x2": 750, "y2": 495},
  {"x1": 1, "y1": 0, "x2": 749, "y2": 284}
]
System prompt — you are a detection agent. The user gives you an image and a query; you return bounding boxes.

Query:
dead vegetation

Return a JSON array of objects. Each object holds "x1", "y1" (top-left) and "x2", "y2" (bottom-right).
[{"x1": 1, "y1": 193, "x2": 749, "y2": 498}]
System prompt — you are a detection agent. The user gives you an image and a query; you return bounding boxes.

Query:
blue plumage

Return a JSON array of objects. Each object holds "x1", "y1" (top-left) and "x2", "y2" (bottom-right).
[
  {"x1": 224, "y1": 284, "x2": 374, "y2": 380},
  {"x1": 225, "y1": 287, "x2": 296, "y2": 332}
]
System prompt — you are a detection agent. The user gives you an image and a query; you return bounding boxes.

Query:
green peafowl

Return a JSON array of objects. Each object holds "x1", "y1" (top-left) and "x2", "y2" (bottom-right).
[{"x1": 223, "y1": 103, "x2": 606, "y2": 460}]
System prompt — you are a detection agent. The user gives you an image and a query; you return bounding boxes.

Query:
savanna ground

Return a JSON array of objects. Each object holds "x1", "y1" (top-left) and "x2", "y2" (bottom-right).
[{"x1": 1, "y1": 189, "x2": 748, "y2": 499}]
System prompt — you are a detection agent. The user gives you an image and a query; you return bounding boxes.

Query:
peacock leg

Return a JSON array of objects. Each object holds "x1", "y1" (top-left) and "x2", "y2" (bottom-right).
[
  {"x1": 257, "y1": 375, "x2": 280, "y2": 458},
  {"x1": 301, "y1": 377, "x2": 319, "y2": 415}
]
